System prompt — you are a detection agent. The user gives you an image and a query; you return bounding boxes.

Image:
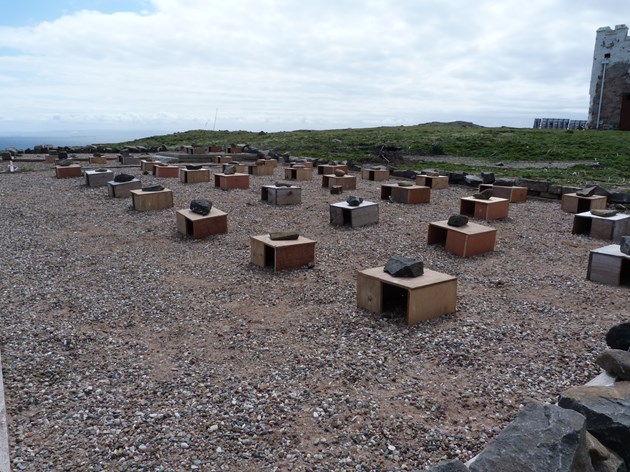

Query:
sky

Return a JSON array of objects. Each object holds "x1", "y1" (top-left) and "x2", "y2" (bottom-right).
[{"x1": 0, "y1": 0, "x2": 629, "y2": 139}]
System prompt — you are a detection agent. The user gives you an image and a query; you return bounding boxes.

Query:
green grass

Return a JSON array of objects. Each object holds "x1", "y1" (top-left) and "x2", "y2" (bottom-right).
[{"x1": 114, "y1": 123, "x2": 630, "y2": 186}]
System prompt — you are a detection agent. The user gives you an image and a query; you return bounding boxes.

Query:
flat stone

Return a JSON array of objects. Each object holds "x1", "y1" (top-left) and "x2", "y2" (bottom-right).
[
  {"x1": 391, "y1": 170, "x2": 418, "y2": 179},
  {"x1": 190, "y1": 199, "x2": 212, "y2": 216},
  {"x1": 269, "y1": 231, "x2": 299, "y2": 241},
  {"x1": 576, "y1": 186, "x2": 597, "y2": 197},
  {"x1": 223, "y1": 165, "x2": 236, "y2": 175},
  {"x1": 94, "y1": 168, "x2": 109, "y2": 173},
  {"x1": 334, "y1": 169, "x2": 346, "y2": 177},
  {"x1": 468, "y1": 402, "x2": 591, "y2": 472},
  {"x1": 57, "y1": 159, "x2": 72, "y2": 167},
  {"x1": 383, "y1": 256, "x2": 424, "y2": 277},
  {"x1": 397, "y1": 181, "x2": 413, "y2": 187},
  {"x1": 346, "y1": 195, "x2": 363, "y2": 207},
  {"x1": 142, "y1": 185, "x2": 164, "y2": 192},
  {"x1": 558, "y1": 381, "x2": 630, "y2": 465},
  {"x1": 114, "y1": 173, "x2": 135, "y2": 183},
  {"x1": 606, "y1": 322, "x2": 630, "y2": 350},
  {"x1": 596, "y1": 349, "x2": 630, "y2": 380},
  {"x1": 591, "y1": 209, "x2": 617, "y2": 217},
  {"x1": 473, "y1": 189, "x2": 493, "y2": 200},
  {"x1": 447, "y1": 214, "x2": 469, "y2": 227},
  {"x1": 620, "y1": 236, "x2": 630, "y2": 255},
  {"x1": 186, "y1": 165, "x2": 202, "y2": 170},
  {"x1": 274, "y1": 181, "x2": 293, "y2": 187}
]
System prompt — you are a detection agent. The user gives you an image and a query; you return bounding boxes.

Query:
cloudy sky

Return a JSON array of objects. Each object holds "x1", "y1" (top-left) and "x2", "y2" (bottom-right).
[{"x1": 0, "y1": 0, "x2": 628, "y2": 139}]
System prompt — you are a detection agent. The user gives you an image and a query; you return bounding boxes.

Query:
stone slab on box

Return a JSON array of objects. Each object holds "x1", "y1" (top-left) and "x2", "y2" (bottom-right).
[
  {"x1": 108, "y1": 179, "x2": 142, "y2": 198},
  {"x1": 222, "y1": 163, "x2": 248, "y2": 174},
  {"x1": 380, "y1": 184, "x2": 431, "y2": 204},
  {"x1": 291, "y1": 161, "x2": 313, "y2": 169},
  {"x1": 55, "y1": 164, "x2": 82, "y2": 178},
  {"x1": 318, "y1": 164, "x2": 348, "y2": 175},
  {"x1": 561, "y1": 192, "x2": 607, "y2": 213},
  {"x1": 460, "y1": 196, "x2": 509, "y2": 220},
  {"x1": 427, "y1": 220, "x2": 497, "y2": 257},
  {"x1": 330, "y1": 201, "x2": 379, "y2": 228},
  {"x1": 85, "y1": 169, "x2": 114, "y2": 187},
  {"x1": 322, "y1": 174, "x2": 357, "y2": 190},
  {"x1": 261, "y1": 185, "x2": 302, "y2": 205},
  {"x1": 250, "y1": 234, "x2": 316, "y2": 271},
  {"x1": 478, "y1": 184, "x2": 528, "y2": 203},
  {"x1": 180, "y1": 168, "x2": 210, "y2": 183},
  {"x1": 357, "y1": 267, "x2": 457, "y2": 325},
  {"x1": 416, "y1": 175, "x2": 449, "y2": 189},
  {"x1": 130, "y1": 188, "x2": 174, "y2": 211},
  {"x1": 587, "y1": 244, "x2": 630, "y2": 286},
  {"x1": 214, "y1": 173, "x2": 249, "y2": 190},
  {"x1": 572, "y1": 211, "x2": 630, "y2": 242},
  {"x1": 153, "y1": 165, "x2": 180, "y2": 178},
  {"x1": 176, "y1": 208, "x2": 227, "y2": 239},
  {"x1": 284, "y1": 167, "x2": 312, "y2": 181},
  {"x1": 362, "y1": 168, "x2": 390, "y2": 181}
]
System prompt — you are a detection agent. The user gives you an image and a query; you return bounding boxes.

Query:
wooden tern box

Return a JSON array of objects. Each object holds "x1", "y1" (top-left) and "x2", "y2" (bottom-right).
[
  {"x1": 214, "y1": 173, "x2": 249, "y2": 189},
  {"x1": 416, "y1": 175, "x2": 449, "y2": 189},
  {"x1": 261, "y1": 185, "x2": 302, "y2": 205},
  {"x1": 85, "y1": 169, "x2": 113, "y2": 187},
  {"x1": 587, "y1": 244, "x2": 630, "y2": 286},
  {"x1": 330, "y1": 201, "x2": 379, "y2": 228},
  {"x1": 107, "y1": 179, "x2": 142, "y2": 198},
  {"x1": 131, "y1": 188, "x2": 174, "y2": 211},
  {"x1": 357, "y1": 267, "x2": 457, "y2": 325},
  {"x1": 180, "y1": 168, "x2": 210, "y2": 183},
  {"x1": 322, "y1": 174, "x2": 357, "y2": 190},
  {"x1": 478, "y1": 184, "x2": 527, "y2": 203},
  {"x1": 55, "y1": 164, "x2": 82, "y2": 178},
  {"x1": 250, "y1": 235, "x2": 316, "y2": 271},
  {"x1": 381, "y1": 184, "x2": 431, "y2": 204},
  {"x1": 573, "y1": 212, "x2": 630, "y2": 242},
  {"x1": 362, "y1": 168, "x2": 390, "y2": 181},
  {"x1": 176, "y1": 208, "x2": 227, "y2": 239},
  {"x1": 284, "y1": 167, "x2": 312, "y2": 181},
  {"x1": 460, "y1": 196, "x2": 509, "y2": 220},
  {"x1": 561, "y1": 192, "x2": 608, "y2": 213},
  {"x1": 427, "y1": 220, "x2": 497, "y2": 257}
]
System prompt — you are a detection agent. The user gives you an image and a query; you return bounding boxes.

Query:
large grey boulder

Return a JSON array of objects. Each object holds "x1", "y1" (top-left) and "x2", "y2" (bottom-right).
[
  {"x1": 468, "y1": 403, "x2": 591, "y2": 472},
  {"x1": 464, "y1": 175, "x2": 483, "y2": 187},
  {"x1": 606, "y1": 322, "x2": 630, "y2": 350},
  {"x1": 596, "y1": 350, "x2": 630, "y2": 380},
  {"x1": 584, "y1": 432, "x2": 626, "y2": 472},
  {"x1": 481, "y1": 172, "x2": 495, "y2": 184},
  {"x1": 559, "y1": 381, "x2": 630, "y2": 465}
]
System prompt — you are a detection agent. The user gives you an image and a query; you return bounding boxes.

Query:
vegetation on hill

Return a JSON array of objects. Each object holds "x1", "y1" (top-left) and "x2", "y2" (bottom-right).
[{"x1": 117, "y1": 123, "x2": 630, "y2": 186}]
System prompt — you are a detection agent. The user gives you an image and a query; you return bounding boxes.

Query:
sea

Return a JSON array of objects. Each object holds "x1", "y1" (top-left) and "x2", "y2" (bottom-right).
[{"x1": 0, "y1": 130, "x2": 163, "y2": 150}]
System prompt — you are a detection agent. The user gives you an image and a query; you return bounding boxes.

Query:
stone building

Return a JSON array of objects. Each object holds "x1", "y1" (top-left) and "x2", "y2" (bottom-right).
[{"x1": 588, "y1": 24, "x2": 630, "y2": 129}]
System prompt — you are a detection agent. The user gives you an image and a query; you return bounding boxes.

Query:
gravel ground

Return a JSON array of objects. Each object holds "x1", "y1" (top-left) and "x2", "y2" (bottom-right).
[{"x1": 0, "y1": 156, "x2": 627, "y2": 471}]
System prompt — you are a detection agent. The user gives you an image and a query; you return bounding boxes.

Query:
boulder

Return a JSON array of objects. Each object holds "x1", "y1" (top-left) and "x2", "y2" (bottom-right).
[
  {"x1": 559, "y1": 381, "x2": 630, "y2": 465},
  {"x1": 269, "y1": 231, "x2": 299, "y2": 241},
  {"x1": 186, "y1": 165, "x2": 203, "y2": 170},
  {"x1": 391, "y1": 169, "x2": 418, "y2": 179},
  {"x1": 468, "y1": 403, "x2": 591, "y2": 472},
  {"x1": 620, "y1": 236, "x2": 630, "y2": 256},
  {"x1": 448, "y1": 172, "x2": 468, "y2": 184},
  {"x1": 190, "y1": 199, "x2": 212, "y2": 216},
  {"x1": 481, "y1": 171, "x2": 495, "y2": 184},
  {"x1": 142, "y1": 185, "x2": 164, "y2": 192},
  {"x1": 609, "y1": 193, "x2": 630, "y2": 205},
  {"x1": 334, "y1": 169, "x2": 346, "y2": 177},
  {"x1": 428, "y1": 459, "x2": 470, "y2": 471},
  {"x1": 596, "y1": 349, "x2": 630, "y2": 380},
  {"x1": 94, "y1": 168, "x2": 108, "y2": 173},
  {"x1": 473, "y1": 189, "x2": 493, "y2": 200},
  {"x1": 448, "y1": 214, "x2": 469, "y2": 227},
  {"x1": 114, "y1": 173, "x2": 135, "y2": 183},
  {"x1": 584, "y1": 432, "x2": 626, "y2": 472},
  {"x1": 605, "y1": 322, "x2": 630, "y2": 350},
  {"x1": 577, "y1": 186, "x2": 597, "y2": 197},
  {"x1": 383, "y1": 256, "x2": 423, "y2": 277},
  {"x1": 464, "y1": 175, "x2": 483, "y2": 187},
  {"x1": 223, "y1": 164, "x2": 236, "y2": 175},
  {"x1": 57, "y1": 159, "x2": 72, "y2": 167},
  {"x1": 57, "y1": 151, "x2": 68, "y2": 160},
  {"x1": 494, "y1": 178, "x2": 516, "y2": 187},
  {"x1": 346, "y1": 195, "x2": 363, "y2": 207}
]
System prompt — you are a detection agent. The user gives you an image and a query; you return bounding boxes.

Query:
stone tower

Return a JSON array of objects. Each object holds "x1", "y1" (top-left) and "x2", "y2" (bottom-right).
[{"x1": 588, "y1": 24, "x2": 630, "y2": 129}]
